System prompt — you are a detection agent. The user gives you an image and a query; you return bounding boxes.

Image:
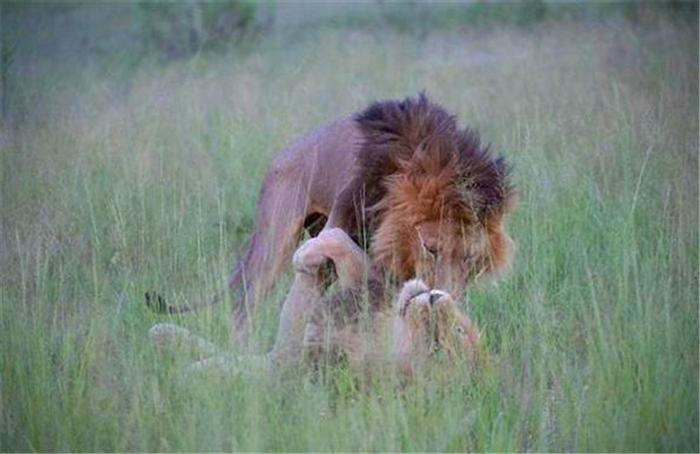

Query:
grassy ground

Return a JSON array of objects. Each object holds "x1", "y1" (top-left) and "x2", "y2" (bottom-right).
[{"x1": 1, "y1": 5, "x2": 698, "y2": 452}]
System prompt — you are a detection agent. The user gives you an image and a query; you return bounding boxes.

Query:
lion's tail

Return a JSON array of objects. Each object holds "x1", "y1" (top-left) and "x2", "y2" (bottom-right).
[{"x1": 145, "y1": 290, "x2": 226, "y2": 314}]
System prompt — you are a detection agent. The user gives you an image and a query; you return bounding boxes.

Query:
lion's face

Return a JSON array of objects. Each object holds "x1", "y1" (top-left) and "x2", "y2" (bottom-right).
[
  {"x1": 413, "y1": 215, "x2": 514, "y2": 299},
  {"x1": 352, "y1": 93, "x2": 515, "y2": 306},
  {"x1": 394, "y1": 279, "x2": 481, "y2": 361},
  {"x1": 371, "y1": 172, "x2": 514, "y2": 301}
]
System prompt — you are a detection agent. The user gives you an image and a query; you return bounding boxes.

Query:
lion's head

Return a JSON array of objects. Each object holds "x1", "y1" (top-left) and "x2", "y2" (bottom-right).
[
  {"x1": 349, "y1": 94, "x2": 516, "y2": 300},
  {"x1": 393, "y1": 279, "x2": 482, "y2": 372}
]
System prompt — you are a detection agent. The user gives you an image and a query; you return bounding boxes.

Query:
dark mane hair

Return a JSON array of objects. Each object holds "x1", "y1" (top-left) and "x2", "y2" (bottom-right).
[{"x1": 341, "y1": 93, "x2": 514, "y2": 242}]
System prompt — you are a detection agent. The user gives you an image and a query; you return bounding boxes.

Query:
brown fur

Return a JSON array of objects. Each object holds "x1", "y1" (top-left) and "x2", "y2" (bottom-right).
[
  {"x1": 283, "y1": 229, "x2": 484, "y2": 377},
  {"x1": 347, "y1": 94, "x2": 516, "y2": 297},
  {"x1": 345, "y1": 93, "x2": 513, "y2": 231},
  {"x1": 147, "y1": 94, "x2": 515, "y2": 349}
]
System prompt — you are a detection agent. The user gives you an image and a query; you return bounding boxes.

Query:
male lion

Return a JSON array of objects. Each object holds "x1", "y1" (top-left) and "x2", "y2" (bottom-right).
[
  {"x1": 147, "y1": 94, "x2": 515, "y2": 348},
  {"x1": 150, "y1": 228, "x2": 483, "y2": 378}
]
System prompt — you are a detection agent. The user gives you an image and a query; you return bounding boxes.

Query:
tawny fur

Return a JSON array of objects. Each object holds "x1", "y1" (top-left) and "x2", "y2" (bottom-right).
[
  {"x1": 147, "y1": 94, "x2": 516, "y2": 349},
  {"x1": 150, "y1": 229, "x2": 485, "y2": 378}
]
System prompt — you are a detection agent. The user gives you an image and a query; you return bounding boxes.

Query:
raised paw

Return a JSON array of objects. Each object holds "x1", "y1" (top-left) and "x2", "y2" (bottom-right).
[
  {"x1": 292, "y1": 237, "x2": 331, "y2": 275},
  {"x1": 427, "y1": 289, "x2": 455, "y2": 311},
  {"x1": 396, "y1": 279, "x2": 430, "y2": 317},
  {"x1": 396, "y1": 281, "x2": 458, "y2": 322},
  {"x1": 292, "y1": 228, "x2": 355, "y2": 274},
  {"x1": 314, "y1": 227, "x2": 353, "y2": 246}
]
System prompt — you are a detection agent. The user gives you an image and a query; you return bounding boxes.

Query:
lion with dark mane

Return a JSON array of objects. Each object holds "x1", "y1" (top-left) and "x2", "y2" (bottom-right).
[{"x1": 147, "y1": 94, "x2": 515, "y2": 360}]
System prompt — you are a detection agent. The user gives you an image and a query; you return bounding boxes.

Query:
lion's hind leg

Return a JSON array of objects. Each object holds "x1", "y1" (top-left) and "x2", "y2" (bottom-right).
[{"x1": 149, "y1": 322, "x2": 272, "y2": 376}]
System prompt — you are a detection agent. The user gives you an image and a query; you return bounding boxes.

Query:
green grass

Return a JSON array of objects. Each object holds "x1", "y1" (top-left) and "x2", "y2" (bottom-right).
[{"x1": 1, "y1": 7, "x2": 698, "y2": 452}]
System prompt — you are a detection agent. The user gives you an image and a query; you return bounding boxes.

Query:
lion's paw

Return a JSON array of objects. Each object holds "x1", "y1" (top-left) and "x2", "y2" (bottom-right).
[
  {"x1": 427, "y1": 289, "x2": 453, "y2": 308},
  {"x1": 396, "y1": 280, "x2": 457, "y2": 319},
  {"x1": 293, "y1": 228, "x2": 356, "y2": 274},
  {"x1": 315, "y1": 227, "x2": 352, "y2": 246},
  {"x1": 292, "y1": 237, "x2": 330, "y2": 274},
  {"x1": 396, "y1": 279, "x2": 430, "y2": 316}
]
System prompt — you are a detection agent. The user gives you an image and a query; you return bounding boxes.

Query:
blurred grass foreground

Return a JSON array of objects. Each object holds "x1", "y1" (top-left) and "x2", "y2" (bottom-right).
[{"x1": 0, "y1": 1, "x2": 698, "y2": 452}]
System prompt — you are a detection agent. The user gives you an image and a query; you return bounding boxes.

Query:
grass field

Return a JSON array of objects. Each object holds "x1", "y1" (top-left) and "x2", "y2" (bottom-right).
[{"x1": 1, "y1": 4, "x2": 698, "y2": 452}]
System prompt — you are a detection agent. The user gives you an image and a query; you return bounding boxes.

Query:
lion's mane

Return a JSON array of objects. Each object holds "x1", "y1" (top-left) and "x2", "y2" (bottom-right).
[{"x1": 340, "y1": 93, "x2": 515, "y2": 280}]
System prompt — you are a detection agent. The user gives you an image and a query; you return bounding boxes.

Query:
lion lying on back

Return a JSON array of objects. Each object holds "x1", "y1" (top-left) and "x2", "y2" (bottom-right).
[{"x1": 151, "y1": 228, "x2": 483, "y2": 377}]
